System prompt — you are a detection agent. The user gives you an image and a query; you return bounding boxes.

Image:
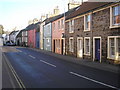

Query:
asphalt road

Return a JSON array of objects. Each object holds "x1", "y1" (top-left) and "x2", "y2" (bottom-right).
[{"x1": 2, "y1": 46, "x2": 120, "y2": 89}]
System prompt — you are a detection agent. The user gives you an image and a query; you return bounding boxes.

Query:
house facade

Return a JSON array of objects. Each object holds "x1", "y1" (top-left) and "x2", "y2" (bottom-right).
[
  {"x1": 2, "y1": 34, "x2": 10, "y2": 45},
  {"x1": 35, "y1": 22, "x2": 40, "y2": 49},
  {"x1": 65, "y1": 2, "x2": 120, "y2": 64},
  {"x1": 52, "y1": 14, "x2": 65, "y2": 55},
  {"x1": 22, "y1": 29, "x2": 28, "y2": 47},
  {"x1": 27, "y1": 24, "x2": 36, "y2": 48},
  {"x1": 43, "y1": 22, "x2": 52, "y2": 51},
  {"x1": 9, "y1": 30, "x2": 20, "y2": 45},
  {"x1": 39, "y1": 21, "x2": 44, "y2": 50},
  {"x1": 16, "y1": 30, "x2": 22, "y2": 46}
]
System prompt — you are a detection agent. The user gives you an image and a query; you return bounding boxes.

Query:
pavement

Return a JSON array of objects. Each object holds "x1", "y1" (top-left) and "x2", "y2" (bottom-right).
[{"x1": 24, "y1": 47, "x2": 120, "y2": 74}]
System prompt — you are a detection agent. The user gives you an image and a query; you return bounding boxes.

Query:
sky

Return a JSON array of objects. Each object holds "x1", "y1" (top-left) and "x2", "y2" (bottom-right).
[{"x1": 0, "y1": 0, "x2": 73, "y2": 31}]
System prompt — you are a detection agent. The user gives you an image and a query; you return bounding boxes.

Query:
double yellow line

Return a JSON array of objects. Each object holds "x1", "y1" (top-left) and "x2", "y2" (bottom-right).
[{"x1": 3, "y1": 53, "x2": 26, "y2": 90}]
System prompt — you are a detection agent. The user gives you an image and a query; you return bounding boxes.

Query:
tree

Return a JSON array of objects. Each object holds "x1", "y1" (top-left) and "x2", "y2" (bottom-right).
[{"x1": 0, "y1": 25, "x2": 4, "y2": 34}]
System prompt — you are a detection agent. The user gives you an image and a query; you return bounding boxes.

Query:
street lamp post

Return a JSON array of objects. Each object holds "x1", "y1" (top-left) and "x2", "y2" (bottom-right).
[{"x1": 62, "y1": 0, "x2": 66, "y2": 55}]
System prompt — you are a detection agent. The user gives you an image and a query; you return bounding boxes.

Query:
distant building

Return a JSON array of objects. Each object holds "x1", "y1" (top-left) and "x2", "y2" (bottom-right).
[
  {"x1": 2, "y1": 34, "x2": 9, "y2": 45},
  {"x1": 68, "y1": 0, "x2": 81, "y2": 10},
  {"x1": 28, "y1": 18, "x2": 39, "y2": 25},
  {"x1": 9, "y1": 30, "x2": 20, "y2": 45}
]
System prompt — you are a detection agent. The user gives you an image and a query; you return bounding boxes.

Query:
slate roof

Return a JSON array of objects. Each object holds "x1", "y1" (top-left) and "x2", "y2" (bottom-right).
[
  {"x1": 9, "y1": 30, "x2": 19, "y2": 35},
  {"x1": 66, "y1": 2, "x2": 115, "y2": 20},
  {"x1": 44, "y1": 6, "x2": 80, "y2": 25}
]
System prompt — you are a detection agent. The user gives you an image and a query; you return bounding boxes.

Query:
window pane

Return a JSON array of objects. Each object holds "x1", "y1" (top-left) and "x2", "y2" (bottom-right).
[
  {"x1": 69, "y1": 21, "x2": 71, "y2": 32},
  {"x1": 86, "y1": 22, "x2": 90, "y2": 29},
  {"x1": 58, "y1": 21, "x2": 60, "y2": 29},
  {"x1": 72, "y1": 20, "x2": 74, "y2": 25},
  {"x1": 54, "y1": 23, "x2": 55, "y2": 30},
  {"x1": 87, "y1": 15, "x2": 90, "y2": 22},
  {"x1": 111, "y1": 47, "x2": 115, "y2": 55},
  {"x1": 113, "y1": 5, "x2": 120, "y2": 24},
  {"x1": 117, "y1": 38, "x2": 120, "y2": 56},
  {"x1": 110, "y1": 38, "x2": 115, "y2": 56},
  {"x1": 85, "y1": 15, "x2": 90, "y2": 29},
  {"x1": 61, "y1": 19, "x2": 64, "y2": 28},
  {"x1": 113, "y1": 6, "x2": 119, "y2": 16},
  {"x1": 85, "y1": 39, "x2": 89, "y2": 54}
]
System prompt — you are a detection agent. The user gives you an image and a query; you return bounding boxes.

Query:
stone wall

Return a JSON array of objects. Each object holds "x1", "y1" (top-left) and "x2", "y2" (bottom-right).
[{"x1": 65, "y1": 6, "x2": 120, "y2": 63}]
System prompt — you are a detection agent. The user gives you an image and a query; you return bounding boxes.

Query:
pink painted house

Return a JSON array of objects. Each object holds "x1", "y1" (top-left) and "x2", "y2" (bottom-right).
[{"x1": 52, "y1": 14, "x2": 65, "y2": 55}]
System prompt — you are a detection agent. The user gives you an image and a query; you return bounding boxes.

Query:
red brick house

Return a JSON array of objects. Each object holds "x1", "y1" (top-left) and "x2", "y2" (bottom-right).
[{"x1": 65, "y1": 2, "x2": 120, "y2": 64}]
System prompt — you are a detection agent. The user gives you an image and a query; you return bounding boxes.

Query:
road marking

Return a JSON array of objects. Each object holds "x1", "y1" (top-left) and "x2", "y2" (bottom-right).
[
  {"x1": 40, "y1": 60, "x2": 56, "y2": 67},
  {"x1": 3, "y1": 53, "x2": 26, "y2": 89},
  {"x1": 29, "y1": 55, "x2": 36, "y2": 59},
  {"x1": 18, "y1": 50, "x2": 22, "y2": 52},
  {"x1": 70, "y1": 72, "x2": 118, "y2": 89}
]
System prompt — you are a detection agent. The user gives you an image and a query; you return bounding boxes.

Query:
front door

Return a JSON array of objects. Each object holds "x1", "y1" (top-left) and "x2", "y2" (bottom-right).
[
  {"x1": 77, "y1": 38, "x2": 83, "y2": 58},
  {"x1": 53, "y1": 40, "x2": 55, "y2": 53},
  {"x1": 95, "y1": 39, "x2": 100, "y2": 61},
  {"x1": 61, "y1": 39, "x2": 64, "y2": 55}
]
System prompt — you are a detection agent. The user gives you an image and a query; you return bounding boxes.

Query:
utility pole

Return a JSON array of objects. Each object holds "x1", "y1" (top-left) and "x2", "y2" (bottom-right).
[{"x1": 62, "y1": 0, "x2": 66, "y2": 55}]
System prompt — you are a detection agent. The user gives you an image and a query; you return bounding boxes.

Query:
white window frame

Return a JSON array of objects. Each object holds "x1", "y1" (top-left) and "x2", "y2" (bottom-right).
[
  {"x1": 84, "y1": 37, "x2": 90, "y2": 55},
  {"x1": 110, "y1": 4, "x2": 120, "y2": 29},
  {"x1": 25, "y1": 37, "x2": 27, "y2": 42},
  {"x1": 69, "y1": 37, "x2": 74, "y2": 52},
  {"x1": 84, "y1": 14, "x2": 91, "y2": 31},
  {"x1": 69, "y1": 19, "x2": 74, "y2": 33},
  {"x1": 108, "y1": 36, "x2": 120, "y2": 61}
]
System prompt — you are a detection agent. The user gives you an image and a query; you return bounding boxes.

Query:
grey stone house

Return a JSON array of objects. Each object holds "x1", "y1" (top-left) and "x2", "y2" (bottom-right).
[{"x1": 65, "y1": 2, "x2": 120, "y2": 64}]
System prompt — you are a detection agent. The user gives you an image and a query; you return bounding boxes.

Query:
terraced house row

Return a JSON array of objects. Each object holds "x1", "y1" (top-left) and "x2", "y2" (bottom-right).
[{"x1": 16, "y1": 1, "x2": 120, "y2": 64}]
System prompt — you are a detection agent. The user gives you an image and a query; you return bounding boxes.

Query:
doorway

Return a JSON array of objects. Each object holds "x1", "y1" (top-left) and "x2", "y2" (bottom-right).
[
  {"x1": 77, "y1": 37, "x2": 83, "y2": 58},
  {"x1": 93, "y1": 37, "x2": 101, "y2": 62}
]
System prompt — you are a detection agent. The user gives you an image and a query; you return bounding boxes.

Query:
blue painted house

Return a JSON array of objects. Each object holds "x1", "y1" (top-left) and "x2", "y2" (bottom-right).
[{"x1": 35, "y1": 22, "x2": 41, "y2": 49}]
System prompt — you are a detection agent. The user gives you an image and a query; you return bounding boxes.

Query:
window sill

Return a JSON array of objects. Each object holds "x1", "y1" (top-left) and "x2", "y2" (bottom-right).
[
  {"x1": 84, "y1": 29, "x2": 90, "y2": 32},
  {"x1": 69, "y1": 50, "x2": 74, "y2": 53},
  {"x1": 84, "y1": 53, "x2": 90, "y2": 56},
  {"x1": 107, "y1": 56, "x2": 120, "y2": 60},
  {"x1": 69, "y1": 32, "x2": 74, "y2": 33},
  {"x1": 109, "y1": 25, "x2": 120, "y2": 29},
  {"x1": 107, "y1": 56, "x2": 115, "y2": 60}
]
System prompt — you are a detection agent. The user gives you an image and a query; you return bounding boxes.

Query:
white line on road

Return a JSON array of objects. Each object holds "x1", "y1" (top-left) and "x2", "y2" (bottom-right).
[
  {"x1": 70, "y1": 72, "x2": 118, "y2": 89},
  {"x1": 18, "y1": 50, "x2": 22, "y2": 52},
  {"x1": 29, "y1": 55, "x2": 36, "y2": 59},
  {"x1": 40, "y1": 60, "x2": 56, "y2": 67}
]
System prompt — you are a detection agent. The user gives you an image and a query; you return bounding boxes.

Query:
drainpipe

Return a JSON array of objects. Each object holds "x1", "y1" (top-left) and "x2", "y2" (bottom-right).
[{"x1": 91, "y1": 12, "x2": 94, "y2": 62}]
